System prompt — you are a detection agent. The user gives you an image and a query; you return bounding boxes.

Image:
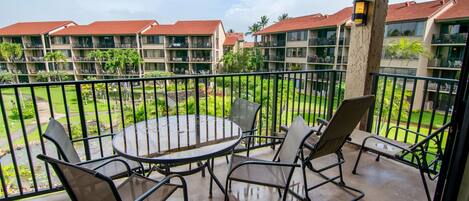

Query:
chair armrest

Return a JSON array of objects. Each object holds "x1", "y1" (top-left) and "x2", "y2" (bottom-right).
[
  {"x1": 71, "y1": 133, "x2": 116, "y2": 143},
  {"x1": 135, "y1": 174, "x2": 187, "y2": 201},
  {"x1": 362, "y1": 135, "x2": 411, "y2": 152},
  {"x1": 386, "y1": 126, "x2": 426, "y2": 138},
  {"x1": 242, "y1": 128, "x2": 258, "y2": 134},
  {"x1": 90, "y1": 158, "x2": 132, "y2": 176},
  {"x1": 228, "y1": 160, "x2": 300, "y2": 180},
  {"x1": 316, "y1": 118, "x2": 329, "y2": 126},
  {"x1": 280, "y1": 125, "x2": 289, "y2": 133},
  {"x1": 76, "y1": 155, "x2": 119, "y2": 165},
  {"x1": 241, "y1": 135, "x2": 286, "y2": 141}
]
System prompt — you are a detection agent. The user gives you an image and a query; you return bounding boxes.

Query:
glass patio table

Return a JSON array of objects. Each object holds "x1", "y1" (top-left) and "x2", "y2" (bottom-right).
[{"x1": 112, "y1": 114, "x2": 242, "y2": 196}]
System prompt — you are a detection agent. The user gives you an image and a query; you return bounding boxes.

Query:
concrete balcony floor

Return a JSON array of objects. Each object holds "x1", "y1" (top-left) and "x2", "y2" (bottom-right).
[{"x1": 25, "y1": 144, "x2": 435, "y2": 201}]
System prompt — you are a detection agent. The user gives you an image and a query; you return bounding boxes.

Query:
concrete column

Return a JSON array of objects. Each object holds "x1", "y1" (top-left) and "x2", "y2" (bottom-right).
[{"x1": 345, "y1": 0, "x2": 388, "y2": 129}]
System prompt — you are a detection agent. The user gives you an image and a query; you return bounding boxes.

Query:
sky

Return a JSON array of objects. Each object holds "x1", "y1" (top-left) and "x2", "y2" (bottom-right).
[{"x1": 1, "y1": 0, "x2": 429, "y2": 41}]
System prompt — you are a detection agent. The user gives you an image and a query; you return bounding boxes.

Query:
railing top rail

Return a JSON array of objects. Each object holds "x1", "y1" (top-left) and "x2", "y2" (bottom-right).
[
  {"x1": 372, "y1": 72, "x2": 459, "y2": 83},
  {"x1": 0, "y1": 70, "x2": 346, "y2": 88}
]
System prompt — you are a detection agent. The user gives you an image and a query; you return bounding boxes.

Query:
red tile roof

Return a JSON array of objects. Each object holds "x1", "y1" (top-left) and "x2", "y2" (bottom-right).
[
  {"x1": 243, "y1": 42, "x2": 254, "y2": 48},
  {"x1": 255, "y1": 8, "x2": 352, "y2": 35},
  {"x1": 386, "y1": 1, "x2": 448, "y2": 23},
  {"x1": 142, "y1": 20, "x2": 222, "y2": 35},
  {"x1": 51, "y1": 20, "x2": 157, "y2": 36},
  {"x1": 224, "y1": 32, "x2": 244, "y2": 46},
  {"x1": 0, "y1": 21, "x2": 75, "y2": 36},
  {"x1": 436, "y1": 0, "x2": 469, "y2": 21}
]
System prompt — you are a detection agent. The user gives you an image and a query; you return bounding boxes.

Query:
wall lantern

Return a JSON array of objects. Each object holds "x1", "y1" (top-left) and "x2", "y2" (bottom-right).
[{"x1": 352, "y1": 0, "x2": 370, "y2": 26}]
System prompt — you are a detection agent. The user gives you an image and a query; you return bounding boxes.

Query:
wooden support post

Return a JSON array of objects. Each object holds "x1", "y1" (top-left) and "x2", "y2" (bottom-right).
[{"x1": 345, "y1": 0, "x2": 388, "y2": 130}]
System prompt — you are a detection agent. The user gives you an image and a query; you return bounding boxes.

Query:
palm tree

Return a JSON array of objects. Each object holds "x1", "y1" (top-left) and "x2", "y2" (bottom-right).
[
  {"x1": 45, "y1": 51, "x2": 68, "y2": 81},
  {"x1": 277, "y1": 13, "x2": 290, "y2": 22},
  {"x1": 246, "y1": 23, "x2": 262, "y2": 44},
  {"x1": 87, "y1": 50, "x2": 107, "y2": 77},
  {"x1": 0, "y1": 42, "x2": 23, "y2": 83},
  {"x1": 228, "y1": 29, "x2": 235, "y2": 33},
  {"x1": 384, "y1": 38, "x2": 431, "y2": 65},
  {"x1": 104, "y1": 49, "x2": 142, "y2": 78},
  {"x1": 258, "y1": 15, "x2": 269, "y2": 29}
]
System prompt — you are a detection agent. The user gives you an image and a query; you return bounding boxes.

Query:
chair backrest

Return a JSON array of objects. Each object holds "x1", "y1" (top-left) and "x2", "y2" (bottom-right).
[
  {"x1": 228, "y1": 99, "x2": 261, "y2": 133},
  {"x1": 277, "y1": 117, "x2": 313, "y2": 164},
  {"x1": 37, "y1": 154, "x2": 120, "y2": 201},
  {"x1": 310, "y1": 95, "x2": 374, "y2": 159},
  {"x1": 43, "y1": 118, "x2": 81, "y2": 164}
]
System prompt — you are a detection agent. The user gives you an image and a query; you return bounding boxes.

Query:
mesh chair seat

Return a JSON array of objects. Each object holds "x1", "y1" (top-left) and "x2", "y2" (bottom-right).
[
  {"x1": 350, "y1": 130, "x2": 412, "y2": 157},
  {"x1": 117, "y1": 174, "x2": 178, "y2": 201},
  {"x1": 80, "y1": 156, "x2": 143, "y2": 178},
  {"x1": 229, "y1": 155, "x2": 288, "y2": 188}
]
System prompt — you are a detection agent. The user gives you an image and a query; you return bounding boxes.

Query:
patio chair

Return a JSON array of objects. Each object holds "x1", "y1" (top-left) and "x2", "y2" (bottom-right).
[
  {"x1": 37, "y1": 154, "x2": 187, "y2": 201},
  {"x1": 43, "y1": 118, "x2": 144, "y2": 179},
  {"x1": 351, "y1": 122, "x2": 450, "y2": 201},
  {"x1": 299, "y1": 95, "x2": 373, "y2": 201},
  {"x1": 225, "y1": 98, "x2": 261, "y2": 159},
  {"x1": 225, "y1": 116, "x2": 314, "y2": 201}
]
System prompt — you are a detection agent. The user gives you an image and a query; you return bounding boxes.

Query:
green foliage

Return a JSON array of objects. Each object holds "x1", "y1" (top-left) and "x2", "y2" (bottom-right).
[
  {"x1": 384, "y1": 38, "x2": 431, "y2": 60},
  {"x1": 375, "y1": 79, "x2": 412, "y2": 131},
  {"x1": 103, "y1": 49, "x2": 142, "y2": 76},
  {"x1": 10, "y1": 99, "x2": 34, "y2": 119},
  {"x1": 277, "y1": 13, "x2": 290, "y2": 22},
  {"x1": 258, "y1": 16, "x2": 269, "y2": 29},
  {"x1": 144, "y1": 71, "x2": 175, "y2": 78},
  {"x1": 222, "y1": 48, "x2": 264, "y2": 73},
  {"x1": 0, "y1": 42, "x2": 23, "y2": 62},
  {"x1": 36, "y1": 71, "x2": 72, "y2": 82},
  {"x1": 0, "y1": 70, "x2": 13, "y2": 83},
  {"x1": 44, "y1": 51, "x2": 67, "y2": 72}
]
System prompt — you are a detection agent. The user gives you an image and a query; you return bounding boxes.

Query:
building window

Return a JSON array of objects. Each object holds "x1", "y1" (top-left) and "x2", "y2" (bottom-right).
[
  {"x1": 287, "y1": 30, "x2": 307, "y2": 41},
  {"x1": 145, "y1": 63, "x2": 165, "y2": 71},
  {"x1": 144, "y1": 36, "x2": 164, "y2": 44},
  {"x1": 385, "y1": 21, "x2": 425, "y2": 37},
  {"x1": 143, "y1": 50, "x2": 164, "y2": 58},
  {"x1": 286, "y1": 48, "x2": 306, "y2": 57},
  {"x1": 51, "y1": 36, "x2": 70, "y2": 45}
]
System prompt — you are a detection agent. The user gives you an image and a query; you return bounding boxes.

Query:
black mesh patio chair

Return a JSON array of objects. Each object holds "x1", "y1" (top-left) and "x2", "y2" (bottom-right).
[
  {"x1": 37, "y1": 154, "x2": 187, "y2": 201},
  {"x1": 225, "y1": 116, "x2": 314, "y2": 201},
  {"x1": 226, "y1": 98, "x2": 261, "y2": 158},
  {"x1": 43, "y1": 118, "x2": 144, "y2": 179},
  {"x1": 351, "y1": 122, "x2": 450, "y2": 201},
  {"x1": 299, "y1": 95, "x2": 374, "y2": 201}
]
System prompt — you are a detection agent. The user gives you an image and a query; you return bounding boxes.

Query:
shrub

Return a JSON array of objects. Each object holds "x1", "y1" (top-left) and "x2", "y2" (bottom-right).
[{"x1": 10, "y1": 99, "x2": 35, "y2": 119}]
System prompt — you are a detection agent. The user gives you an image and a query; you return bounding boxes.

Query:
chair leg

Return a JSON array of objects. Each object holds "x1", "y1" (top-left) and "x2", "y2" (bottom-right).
[
  {"x1": 225, "y1": 155, "x2": 230, "y2": 164},
  {"x1": 352, "y1": 146, "x2": 365, "y2": 175},
  {"x1": 209, "y1": 158, "x2": 214, "y2": 198},
  {"x1": 418, "y1": 167, "x2": 432, "y2": 201},
  {"x1": 301, "y1": 164, "x2": 311, "y2": 201},
  {"x1": 277, "y1": 187, "x2": 282, "y2": 198},
  {"x1": 281, "y1": 187, "x2": 289, "y2": 201},
  {"x1": 224, "y1": 178, "x2": 231, "y2": 201},
  {"x1": 337, "y1": 153, "x2": 345, "y2": 186},
  {"x1": 375, "y1": 154, "x2": 381, "y2": 162}
]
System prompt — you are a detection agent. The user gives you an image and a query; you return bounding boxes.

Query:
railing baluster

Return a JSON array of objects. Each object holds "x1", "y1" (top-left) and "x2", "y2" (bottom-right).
[
  {"x1": 153, "y1": 80, "x2": 161, "y2": 152},
  {"x1": 385, "y1": 77, "x2": 397, "y2": 138},
  {"x1": 75, "y1": 84, "x2": 91, "y2": 160},
  {"x1": 91, "y1": 83, "x2": 103, "y2": 157}
]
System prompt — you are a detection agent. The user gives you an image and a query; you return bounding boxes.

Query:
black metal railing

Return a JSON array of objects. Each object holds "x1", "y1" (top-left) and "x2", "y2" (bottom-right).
[
  {"x1": 72, "y1": 43, "x2": 94, "y2": 48},
  {"x1": 309, "y1": 37, "x2": 336, "y2": 46},
  {"x1": 24, "y1": 43, "x2": 43, "y2": 49},
  {"x1": 367, "y1": 73, "x2": 457, "y2": 171},
  {"x1": 191, "y1": 42, "x2": 212, "y2": 48},
  {"x1": 167, "y1": 42, "x2": 189, "y2": 48},
  {"x1": 115, "y1": 43, "x2": 138, "y2": 48},
  {"x1": 432, "y1": 33, "x2": 468, "y2": 44},
  {"x1": 428, "y1": 58, "x2": 463, "y2": 68},
  {"x1": 308, "y1": 56, "x2": 335, "y2": 64},
  {"x1": 0, "y1": 70, "x2": 345, "y2": 199}
]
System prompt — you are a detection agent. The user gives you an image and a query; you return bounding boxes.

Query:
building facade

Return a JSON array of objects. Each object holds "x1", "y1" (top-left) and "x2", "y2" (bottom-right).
[{"x1": 0, "y1": 20, "x2": 227, "y2": 82}]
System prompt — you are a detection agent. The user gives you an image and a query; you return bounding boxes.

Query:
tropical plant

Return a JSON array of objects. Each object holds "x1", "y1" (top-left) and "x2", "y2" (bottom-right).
[
  {"x1": 144, "y1": 71, "x2": 175, "y2": 78},
  {"x1": 87, "y1": 50, "x2": 107, "y2": 76},
  {"x1": 103, "y1": 49, "x2": 142, "y2": 77},
  {"x1": 44, "y1": 51, "x2": 67, "y2": 72},
  {"x1": 246, "y1": 23, "x2": 262, "y2": 43},
  {"x1": 277, "y1": 13, "x2": 290, "y2": 22},
  {"x1": 384, "y1": 38, "x2": 431, "y2": 64},
  {"x1": 222, "y1": 48, "x2": 264, "y2": 72},
  {"x1": 0, "y1": 71, "x2": 13, "y2": 83},
  {"x1": 258, "y1": 15, "x2": 269, "y2": 29},
  {"x1": 227, "y1": 29, "x2": 235, "y2": 33},
  {"x1": 0, "y1": 42, "x2": 23, "y2": 83}
]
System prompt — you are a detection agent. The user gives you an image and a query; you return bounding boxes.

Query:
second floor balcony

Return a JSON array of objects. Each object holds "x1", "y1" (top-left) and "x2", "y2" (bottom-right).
[
  {"x1": 428, "y1": 57, "x2": 463, "y2": 68},
  {"x1": 191, "y1": 57, "x2": 211, "y2": 62},
  {"x1": 95, "y1": 43, "x2": 115, "y2": 48},
  {"x1": 24, "y1": 43, "x2": 43, "y2": 48},
  {"x1": 337, "y1": 56, "x2": 348, "y2": 64},
  {"x1": 191, "y1": 42, "x2": 212, "y2": 48},
  {"x1": 308, "y1": 55, "x2": 335, "y2": 64},
  {"x1": 115, "y1": 42, "x2": 138, "y2": 48},
  {"x1": 72, "y1": 43, "x2": 94, "y2": 48},
  {"x1": 28, "y1": 56, "x2": 45, "y2": 62},
  {"x1": 309, "y1": 37, "x2": 337, "y2": 46},
  {"x1": 168, "y1": 56, "x2": 189, "y2": 62},
  {"x1": 432, "y1": 33, "x2": 468, "y2": 45},
  {"x1": 167, "y1": 42, "x2": 189, "y2": 48},
  {"x1": 264, "y1": 55, "x2": 285, "y2": 62}
]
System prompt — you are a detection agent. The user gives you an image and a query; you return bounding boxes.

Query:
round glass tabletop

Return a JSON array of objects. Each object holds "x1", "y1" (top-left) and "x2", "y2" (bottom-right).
[{"x1": 113, "y1": 115, "x2": 243, "y2": 164}]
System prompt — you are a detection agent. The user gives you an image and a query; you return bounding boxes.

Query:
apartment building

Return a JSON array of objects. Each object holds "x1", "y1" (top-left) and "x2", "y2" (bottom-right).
[
  {"x1": 0, "y1": 21, "x2": 76, "y2": 82},
  {"x1": 223, "y1": 32, "x2": 245, "y2": 53},
  {"x1": 141, "y1": 20, "x2": 225, "y2": 74},
  {"x1": 0, "y1": 19, "x2": 226, "y2": 81},
  {"x1": 254, "y1": 8, "x2": 352, "y2": 72}
]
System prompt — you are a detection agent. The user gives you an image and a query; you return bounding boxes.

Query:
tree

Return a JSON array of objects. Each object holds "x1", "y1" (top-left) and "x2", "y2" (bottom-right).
[
  {"x1": 384, "y1": 38, "x2": 431, "y2": 65},
  {"x1": 103, "y1": 49, "x2": 142, "y2": 78},
  {"x1": 277, "y1": 13, "x2": 290, "y2": 22},
  {"x1": 246, "y1": 23, "x2": 261, "y2": 43},
  {"x1": 44, "y1": 51, "x2": 68, "y2": 81},
  {"x1": 0, "y1": 42, "x2": 23, "y2": 83},
  {"x1": 0, "y1": 71, "x2": 13, "y2": 83},
  {"x1": 87, "y1": 50, "x2": 107, "y2": 77},
  {"x1": 258, "y1": 15, "x2": 269, "y2": 29},
  {"x1": 227, "y1": 29, "x2": 235, "y2": 33},
  {"x1": 222, "y1": 48, "x2": 264, "y2": 73}
]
